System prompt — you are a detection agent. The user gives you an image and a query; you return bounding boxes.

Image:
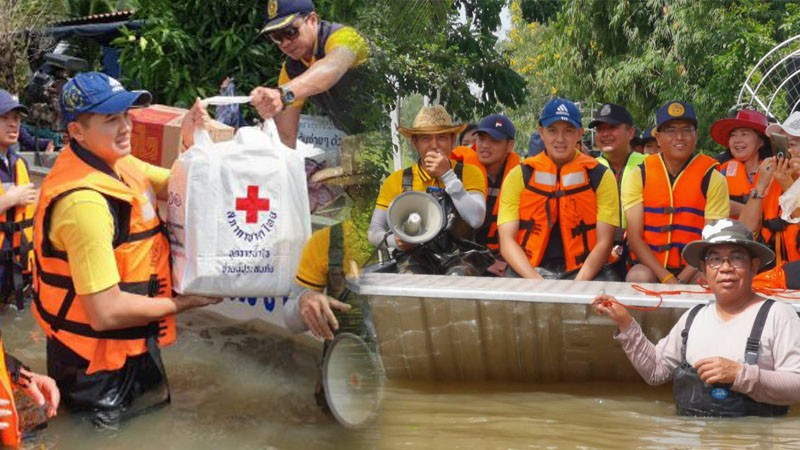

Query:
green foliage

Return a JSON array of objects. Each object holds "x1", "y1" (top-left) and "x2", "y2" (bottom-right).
[
  {"x1": 116, "y1": 0, "x2": 278, "y2": 107},
  {"x1": 0, "y1": 0, "x2": 64, "y2": 92},
  {"x1": 117, "y1": 0, "x2": 525, "y2": 119},
  {"x1": 507, "y1": 0, "x2": 800, "y2": 152}
]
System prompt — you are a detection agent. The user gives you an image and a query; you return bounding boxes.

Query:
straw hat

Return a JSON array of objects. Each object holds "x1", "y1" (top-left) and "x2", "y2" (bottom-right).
[{"x1": 397, "y1": 105, "x2": 467, "y2": 138}]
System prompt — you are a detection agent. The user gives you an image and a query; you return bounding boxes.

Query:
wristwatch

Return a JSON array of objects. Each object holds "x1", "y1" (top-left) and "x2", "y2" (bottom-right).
[
  {"x1": 749, "y1": 187, "x2": 766, "y2": 200},
  {"x1": 279, "y1": 85, "x2": 295, "y2": 106}
]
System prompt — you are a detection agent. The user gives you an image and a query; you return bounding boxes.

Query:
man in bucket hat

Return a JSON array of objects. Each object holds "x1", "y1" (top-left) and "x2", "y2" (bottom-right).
[
  {"x1": 593, "y1": 218, "x2": 800, "y2": 417},
  {"x1": 367, "y1": 105, "x2": 490, "y2": 275},
  {"x1": 251, "y1": 0, "x2": 373, "y2": 146},
  {"x1": 497, "y1": 98, "x2": 620, "y2": 281},
  {"x1": 32, "y1": 72, "x2": 221, "y2": 427},
  {"x1": 623, "y1": 101, "x2": 729, "y2": 284}
]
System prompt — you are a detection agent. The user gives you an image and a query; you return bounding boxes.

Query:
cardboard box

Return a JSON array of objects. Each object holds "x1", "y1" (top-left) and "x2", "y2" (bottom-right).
[{"x1": 129, "y1": 104, "x2": 234, "y2": 168}]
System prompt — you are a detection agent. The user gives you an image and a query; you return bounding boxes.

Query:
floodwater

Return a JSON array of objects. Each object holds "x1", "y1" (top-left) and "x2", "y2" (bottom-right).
[{"x1": 3, "y1": 307, "x2": 800, "y2": 450}]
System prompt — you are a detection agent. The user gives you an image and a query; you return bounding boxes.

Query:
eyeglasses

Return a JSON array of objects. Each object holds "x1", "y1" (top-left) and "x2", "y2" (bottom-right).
[
  {"x1": 268, "y1": 15, "x2": 309, "y2": 44},
  {"x1": 704, "y1": 253, "x2": 749, "y2": 269},
  {"x1": 659, "y1": 126, "x2": 696, "y2": 136}
]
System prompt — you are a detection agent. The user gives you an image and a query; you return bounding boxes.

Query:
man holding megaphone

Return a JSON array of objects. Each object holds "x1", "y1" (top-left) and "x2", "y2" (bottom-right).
[{"x1": 367, "y1": 105, "x2": 490, "y2": 275}]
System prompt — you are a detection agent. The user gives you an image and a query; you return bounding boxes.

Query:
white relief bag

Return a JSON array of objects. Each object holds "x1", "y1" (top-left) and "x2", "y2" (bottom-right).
[{"x1": 168, "y1": 115, "x2": 311, "y2": 297}]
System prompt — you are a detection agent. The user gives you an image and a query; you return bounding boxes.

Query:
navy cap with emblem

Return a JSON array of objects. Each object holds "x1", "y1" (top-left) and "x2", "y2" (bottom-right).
[
  {"x1": 588, "y1": 103, "x2": 633, "y2": 128},
  {"x1": 475, "y1": 114, "x2": 516, "y2": 141},
  {"x1": 261, "y1": 0, "x2": 315, "y2": 34},
  {"x1": 656, "y1": 101, "x2": 697, "y2": 131},
  {"x1": 0, "y1": 90, "x2": 28, "y2": 116}
]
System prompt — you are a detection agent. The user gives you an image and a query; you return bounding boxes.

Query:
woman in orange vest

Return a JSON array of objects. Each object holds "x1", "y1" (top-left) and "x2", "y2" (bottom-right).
[
  {"x1": 738, "y1": 112, "x2": 800, "y2": 267},
  {"x1": 710, "y1": 108, "x2": 770, "y2": 218}
]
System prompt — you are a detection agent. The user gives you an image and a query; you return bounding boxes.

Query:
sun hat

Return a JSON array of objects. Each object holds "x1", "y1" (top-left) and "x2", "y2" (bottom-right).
[
  {"x1": 682, "y1": 218, "x2": 775, "y2": 269},
  {"x1": 710, "y1": 109, "x2": 768, "y2": 147},
  {"x1": 765, "y1": 111, "x2": 800, "y2": 139},
  {"x1": 397, "y1": 105, "x2": 467, "y2": 138}
]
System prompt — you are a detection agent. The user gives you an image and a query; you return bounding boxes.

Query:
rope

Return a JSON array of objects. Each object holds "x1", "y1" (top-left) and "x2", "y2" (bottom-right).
[{"x1": 600, "y1": 283, "x2": 800, "y2": 312}]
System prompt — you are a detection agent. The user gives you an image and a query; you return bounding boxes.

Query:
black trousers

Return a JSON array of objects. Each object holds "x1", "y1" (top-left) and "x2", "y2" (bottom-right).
[{"x1": 47, "y1": 337, "x2": 170, "y2": 428}]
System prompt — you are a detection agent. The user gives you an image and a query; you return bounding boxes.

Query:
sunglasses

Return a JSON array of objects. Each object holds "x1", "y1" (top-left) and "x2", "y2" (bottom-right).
[{"x1": 268, "y1": 15, "x2": 309, "y2": 44}]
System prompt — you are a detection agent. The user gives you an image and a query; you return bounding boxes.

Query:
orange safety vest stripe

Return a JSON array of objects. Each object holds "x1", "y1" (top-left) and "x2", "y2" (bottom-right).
[
  {"x1": 636, "y1": 154, "x2": 717, "y2": 270},
  {"x1": 32, "y1": 145, "x2": 175, "y2": 375},
  {"x1": 517, "y1": 152, "x2": 600, "y2": 272}
]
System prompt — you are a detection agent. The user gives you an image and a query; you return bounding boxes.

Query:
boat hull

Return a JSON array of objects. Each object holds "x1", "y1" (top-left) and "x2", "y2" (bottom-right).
[{"x1": 348, "y1": 273, "x2": 800, "y2": 383}]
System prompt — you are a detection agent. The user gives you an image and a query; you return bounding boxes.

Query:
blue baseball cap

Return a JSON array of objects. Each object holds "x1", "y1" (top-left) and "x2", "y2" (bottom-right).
[
  {"x1": 60, "y1": 72, "x2": 151, "y2": 124},
  {"x1": 655, "y1": 101, "x2": 697, "y2": 130},
  {"x1": 261, "y1": 0, "x2": 314, "y2": 34},
  {"x1": 0, "y1": 90, "x2": 28, "y2": 115},
  {"x1": 641, "y1": 127, "x2": 656, "y2": 142},
  {"x1": 539, "y1": 98, "x2": 582, "y2": 128},
  {"x1": 476, "y1": 114, "x2": 516, "y2": 141}
]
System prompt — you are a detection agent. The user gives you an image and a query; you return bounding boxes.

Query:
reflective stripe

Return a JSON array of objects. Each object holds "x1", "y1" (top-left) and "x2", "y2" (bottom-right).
[
  {"x1": 562, "y1": 171, "x2": 586, "y2": 188},
  {"x1": 534, "y1": 171, "x2": 557, "y2": 186}
]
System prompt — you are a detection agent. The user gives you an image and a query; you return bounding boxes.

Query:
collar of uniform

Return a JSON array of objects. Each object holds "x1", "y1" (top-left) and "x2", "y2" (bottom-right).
[
  {"x1": 413, "y1": 159, "x2": 456, "y2": 183},
  {"x1": 661, "y1": 152, "x2": 698, "y2": 182},
  {"x1": 0, "y1": 145, "x2": 19, "y2": 174},
  {"x1": 70, "y1": 139, "x2": 122, "y2": 182}
]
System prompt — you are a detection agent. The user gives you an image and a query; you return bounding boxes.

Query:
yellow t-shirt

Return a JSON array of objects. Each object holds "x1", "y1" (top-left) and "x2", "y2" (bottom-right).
[
  {"x1": 620, "y1": 163, "x2": 729, "y2": 220},
  {"x1": 497, "y1": 162, "x2": 620, "y2": 227},
  {"x1": 48, "y1": 156, "x2": 169, "y2": 296},
  {"x1": 375, "y1": 160, "x2": 486, "y2": 210},
  {"x1": 294, "y1": 222, "x2": 358, "y2": 292},
  {"x1": 278, "y1": 26, "x2": 370, "y2": 109}
]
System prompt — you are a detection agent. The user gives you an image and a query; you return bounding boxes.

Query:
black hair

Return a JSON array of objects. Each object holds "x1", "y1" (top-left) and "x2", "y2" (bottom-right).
[{"x1": 459, "y1": 123, "x2": 478, "y2": 144}]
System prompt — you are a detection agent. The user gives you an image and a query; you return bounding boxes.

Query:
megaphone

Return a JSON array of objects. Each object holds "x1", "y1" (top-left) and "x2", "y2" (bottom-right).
[
  {"x1": 323, "y1": 333, "x2": 384, "y2": 428},
  {"x1": 387, "y1": 191, "x2": 446, "y2": 244}
]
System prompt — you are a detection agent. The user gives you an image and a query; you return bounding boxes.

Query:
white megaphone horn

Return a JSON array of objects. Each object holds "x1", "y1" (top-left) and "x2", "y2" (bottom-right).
[{"x1": 387, "y1": 191, "x2": 446, "y2": 244}]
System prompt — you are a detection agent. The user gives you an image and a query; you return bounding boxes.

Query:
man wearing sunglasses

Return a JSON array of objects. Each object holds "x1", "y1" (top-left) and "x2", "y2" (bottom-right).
[{"x1": 251, "y1": 0, "x2": 370, "y2": 147}]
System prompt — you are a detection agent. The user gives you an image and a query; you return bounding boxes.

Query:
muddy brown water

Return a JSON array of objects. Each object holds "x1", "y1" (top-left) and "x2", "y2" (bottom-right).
[{"x1": 3, "y1": 308, "x2": 799, "y2": 449}]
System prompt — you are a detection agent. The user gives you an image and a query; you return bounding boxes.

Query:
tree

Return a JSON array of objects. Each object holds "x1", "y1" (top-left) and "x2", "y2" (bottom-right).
[
  {"x1": 0, "y1": 0, "x2": 62, "y2": 93},
  {"x1": 507, "y1": 0, "x2": 800, "y2": 151},
  {"x1": 116, "y1": 0, "x2": 526, "y2": 120}
]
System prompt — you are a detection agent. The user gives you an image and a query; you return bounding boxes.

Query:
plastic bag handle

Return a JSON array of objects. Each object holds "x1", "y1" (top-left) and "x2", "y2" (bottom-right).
[{"x1": 192, "y1": 129, "x2": 214, "y2": 149}]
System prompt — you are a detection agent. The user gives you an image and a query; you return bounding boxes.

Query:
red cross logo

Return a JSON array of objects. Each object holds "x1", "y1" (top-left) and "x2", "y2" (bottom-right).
[{"x1": 235, "y1": 186, "x2": 270, "y2": 223}]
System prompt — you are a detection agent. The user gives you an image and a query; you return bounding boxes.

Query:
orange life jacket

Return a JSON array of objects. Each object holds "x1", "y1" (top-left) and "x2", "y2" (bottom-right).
[
  {"x1": 0, "y1": 157, "x2": 35, "y2": 308},
  {"x1": 719, "y1": 159, "x2": 756, "y2": 205},
  {"x1": 760, "y1": 181, "x2": 800, "y2": 265},
  {"x1": 0, "y1": 340, "x2": 20, "y2": 448},
  {"x1": 32, "y1": 144, "x2": 175, "y2": 375},
  {"x1": 451, "y1": 146, "x2": 520, "y2": 250},
  {"x1": 516, "y1": 152, "x2": 603, "y2": 271},
  {"x1": 635, "y1": 154, "x2": 717, "y2": 271},
  {"x1": 752, "y1": 264, "x2": 787, "y2": 290}
]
